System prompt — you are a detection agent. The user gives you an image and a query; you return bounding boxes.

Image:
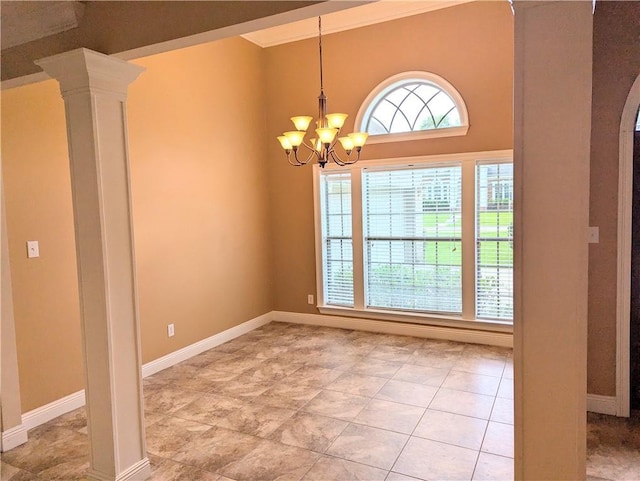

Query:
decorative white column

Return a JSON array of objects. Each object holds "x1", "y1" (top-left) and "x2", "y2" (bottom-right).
[
  {"x1": 512, "y1": 2, "x2": 592, "y2": 480},
  {"x1": 1, "y1": 181, "x2": 28, "y2": 452},
  {"x1": 35, "y1": 49, "x2": 149, "y2": 481}
]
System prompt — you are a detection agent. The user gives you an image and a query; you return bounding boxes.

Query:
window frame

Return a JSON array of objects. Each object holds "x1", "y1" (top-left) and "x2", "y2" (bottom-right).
[
  {"x1": 313, "y1": 150, "x2": 514, "y2": 333},
  {"x1": 319, "y1": 171, "x2": 354, "y2": 307},
  {"x1": 475, "y1": 161, "x2": 514, "y2": 321},
  {"x1": 354, "y1": 71, "x2": 470, "y2": 145}
]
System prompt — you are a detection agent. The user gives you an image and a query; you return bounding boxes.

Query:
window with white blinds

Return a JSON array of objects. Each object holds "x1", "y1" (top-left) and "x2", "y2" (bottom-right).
[
  {"x1": 315, "y1": 150, "x2": 514, "y2": 325},
  {"x1": 363, "y1": 166, "x2": 462, "y2": 313},
  {"x1": 320, "y1": 172, "x2": 354, "y2": 306},
  {"x1": 476, "y1": 163, "x2": 514, "y2": 320}
]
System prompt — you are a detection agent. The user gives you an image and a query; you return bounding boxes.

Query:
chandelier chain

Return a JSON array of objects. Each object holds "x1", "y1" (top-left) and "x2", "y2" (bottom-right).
[{"x1": 318, "y1": 16, "x2": 324, "y2": 93}]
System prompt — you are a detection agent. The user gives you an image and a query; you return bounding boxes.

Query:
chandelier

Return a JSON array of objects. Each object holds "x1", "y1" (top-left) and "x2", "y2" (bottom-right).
[{"x1": 277, "y1": 17, "x2": 368, "y2": 168}]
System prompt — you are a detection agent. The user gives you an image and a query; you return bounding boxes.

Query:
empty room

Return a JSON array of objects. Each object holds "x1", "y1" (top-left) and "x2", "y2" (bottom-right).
[{"x1": 1, "y1": 1, "x2": 639, "y2": 480}]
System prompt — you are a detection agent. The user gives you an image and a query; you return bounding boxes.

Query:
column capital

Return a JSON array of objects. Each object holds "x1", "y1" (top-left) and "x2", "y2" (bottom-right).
[{"x1": 35, "y1": 48, "x2": 144, "y2": 98}]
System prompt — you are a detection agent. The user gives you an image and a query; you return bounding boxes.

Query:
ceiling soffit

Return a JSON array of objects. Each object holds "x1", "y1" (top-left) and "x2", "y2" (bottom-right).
[{"x1": 1, "y1": 1, "x2": 360, "y2": 88}]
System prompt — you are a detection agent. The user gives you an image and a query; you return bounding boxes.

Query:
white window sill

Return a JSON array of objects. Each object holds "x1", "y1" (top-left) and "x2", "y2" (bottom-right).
[
  {"x1": 317, "y1": 305, "x2": 513, "y2": 333},
  {"x1": 365, "y1": 125, "x2": 469, "y2": 145}
]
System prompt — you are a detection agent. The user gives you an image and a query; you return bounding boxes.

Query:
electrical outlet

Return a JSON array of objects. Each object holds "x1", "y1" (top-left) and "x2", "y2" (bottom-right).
[
  {"x1": 307, "y1": 294, "x2": 314, "y2": 305},
  {"x1": 167, "y1": 324, "x2": 175, "y2": 337},
  {"x1": 27, "y1": 240, "x2": 40, "y2": 258}
]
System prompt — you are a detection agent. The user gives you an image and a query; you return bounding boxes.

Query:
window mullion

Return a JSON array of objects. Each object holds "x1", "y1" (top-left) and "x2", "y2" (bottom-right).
[
  {"x1": 313, "y1": 165, "x2": 326, "y2": 306},
  {"x1": 461, "y1": 160, "x2": 476, "y2": 320},
  {"x1": 351, "y1": 168, "x2": 365, "y2": 309}
]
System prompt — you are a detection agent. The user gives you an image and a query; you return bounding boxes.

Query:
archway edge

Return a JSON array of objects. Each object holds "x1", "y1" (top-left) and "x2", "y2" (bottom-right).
[{"x1": 616, "y1": 72, "x2": 640, "y2": 418}]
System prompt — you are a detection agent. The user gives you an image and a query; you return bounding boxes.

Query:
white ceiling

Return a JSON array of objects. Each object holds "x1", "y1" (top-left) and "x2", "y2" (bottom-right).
[{"x1": 242, "y1": 0, "x2": 475, "y2": 48}]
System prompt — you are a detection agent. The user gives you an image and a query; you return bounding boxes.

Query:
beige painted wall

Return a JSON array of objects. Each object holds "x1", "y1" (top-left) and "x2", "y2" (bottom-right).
[
  {"x1": 588, "y1": 1, "x2": 640, "y2": 396},
  {"x1": 265, "y1": 2, "x2": 514, "y2": 314},
  {"x1": 2, "y1": 81, "x2": 84, "y2": 412},
  {"x1": 1, "y1": 36, "x2": 273, "y2": 411},
  {"x1": 128, "y1": 37, "x2": 273, "y2": 363}
]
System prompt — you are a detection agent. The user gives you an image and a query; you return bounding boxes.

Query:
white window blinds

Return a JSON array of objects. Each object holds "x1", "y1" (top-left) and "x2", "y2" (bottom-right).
[
  {"x1": 363, "y1": 165, "x2": 462, "y2": 313},
  {"x1": 320, "y1": 172, "x2": 354, "y2": 306},
  {"x1": 476, "y1": 163, "x2": 514, "y2": 320}
]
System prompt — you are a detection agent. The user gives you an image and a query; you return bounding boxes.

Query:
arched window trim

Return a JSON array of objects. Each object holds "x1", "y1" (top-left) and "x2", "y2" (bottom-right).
[{"x1": 355, "y1": 71, "x2": 470, "y2": 145}]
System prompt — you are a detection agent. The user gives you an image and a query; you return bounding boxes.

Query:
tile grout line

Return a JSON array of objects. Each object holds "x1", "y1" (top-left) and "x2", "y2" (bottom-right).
[{"x1": 385, "y1": 362, "x2": 448, "y2": 481}]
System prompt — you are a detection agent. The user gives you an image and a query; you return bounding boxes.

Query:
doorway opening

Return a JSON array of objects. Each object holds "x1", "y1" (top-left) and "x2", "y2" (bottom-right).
[{"x1": 616, "y1": 73, "x2": 640, "y2": 417}]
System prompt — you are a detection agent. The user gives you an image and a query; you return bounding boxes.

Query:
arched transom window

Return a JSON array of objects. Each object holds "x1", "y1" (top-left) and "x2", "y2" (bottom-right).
[{"x1": 356, "y1": 71, "x2": 469, "y2": 144}]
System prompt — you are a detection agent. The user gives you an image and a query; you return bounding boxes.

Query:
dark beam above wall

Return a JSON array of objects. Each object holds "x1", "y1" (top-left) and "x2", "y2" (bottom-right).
[{"x1": 1, "y1": 1, "x2": 336, "y2": 83}]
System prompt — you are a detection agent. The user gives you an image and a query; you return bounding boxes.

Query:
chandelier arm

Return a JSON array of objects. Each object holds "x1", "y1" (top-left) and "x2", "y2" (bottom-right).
[
  {"x1": 329, "y1": 133, "x2": 339, "y2": 152},
  {"x1": 330, "y1": 148, "x2": 361, "y2": 167},
  {"x1": 347, "y1": 148, "x2": 363, "y2": 165},
  {"x1": 292, "y1": 145, "x2": 318, "y2": 166},
  {"x1": 305, "y1": 144, "x2": 323, "y2": 164},
  {"x1": 300, "y1": 138, "x2": 317, "y2": 152},
  {"x1": 286, "y1": 151, "x2": 304, "y2": 166},
  {"x1": 347, "y1": 149, "x2": 362, "y2": 165},
  {"x1": 329, "y1": 149, "x2": 348, "y2": 166},
  {"x1": 304, "y1": 145, "x2": 321, "y2": 164}
]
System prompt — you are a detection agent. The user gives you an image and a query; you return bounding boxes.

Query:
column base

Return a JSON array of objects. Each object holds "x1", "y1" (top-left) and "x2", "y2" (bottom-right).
[
  {"x1": 86, "y1": 458, "x2": 151, "y2": 481},
  {"x1": 1, "y1": 423, "x2": 28, "y2": 452}
]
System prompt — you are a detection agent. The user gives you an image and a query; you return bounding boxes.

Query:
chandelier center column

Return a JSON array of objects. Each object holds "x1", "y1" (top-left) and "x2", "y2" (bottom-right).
[{"x1": 35, "y1": 48, "x2": 149, "y2": 481}]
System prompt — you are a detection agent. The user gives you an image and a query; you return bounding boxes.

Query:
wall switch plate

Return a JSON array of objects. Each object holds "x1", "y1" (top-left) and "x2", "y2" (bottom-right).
[
  {"x1": 167, "y1": 324, "x2": 175, "y2": 337},
  {"x1": 588, "y1": 226, "x2": 599, "y2": 244},
  {"x1": 27, "y1": 240, "x2": 40, "y2": 258},
  {"x1": 307, "y1": 294, "x2": 314, "y2": 305}
]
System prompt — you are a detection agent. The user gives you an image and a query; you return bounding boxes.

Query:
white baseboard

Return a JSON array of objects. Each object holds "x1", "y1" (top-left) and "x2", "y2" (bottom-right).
[
  {"x1": 273, "y1": 311, "x2": 513, "y2": 347},
  {"x1": 86, "y1": 457, "x2": 151, "y2": 481},
  {"x1": 587, "y1": 394, "x2": 618, "y2": 416},
  {"x1": 17, "y1": 312, "x2": 273, "y2": 435},
  {"x1": 141, "y1": 312, "x2": 272, "y2": 377},
  {"x1": 22, "y1": 390, "x2": 86, "y2": 431},
  {"x1": 19, "y1": 308, "x2": 512, "y2": 436},
  {"x1": 1, "y1": 423, "x2": 28, "y2": 452},
  {"x1": 11, "y1": 308, "x2": 620, "y2": 455}
]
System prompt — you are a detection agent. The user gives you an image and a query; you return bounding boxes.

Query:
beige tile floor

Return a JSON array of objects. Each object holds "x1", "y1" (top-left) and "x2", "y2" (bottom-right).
[
  {"x1": 0, "y1": 322, "x2": 636, "y2": 480},
  {"x1": 586, "y1": 412, "x2": 640, "y2": 481}
]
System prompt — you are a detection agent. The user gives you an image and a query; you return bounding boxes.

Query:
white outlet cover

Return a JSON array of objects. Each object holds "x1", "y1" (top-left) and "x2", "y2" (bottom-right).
[{"x1": 27, "y1": 240, "x2": 40, "y2": 258}]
